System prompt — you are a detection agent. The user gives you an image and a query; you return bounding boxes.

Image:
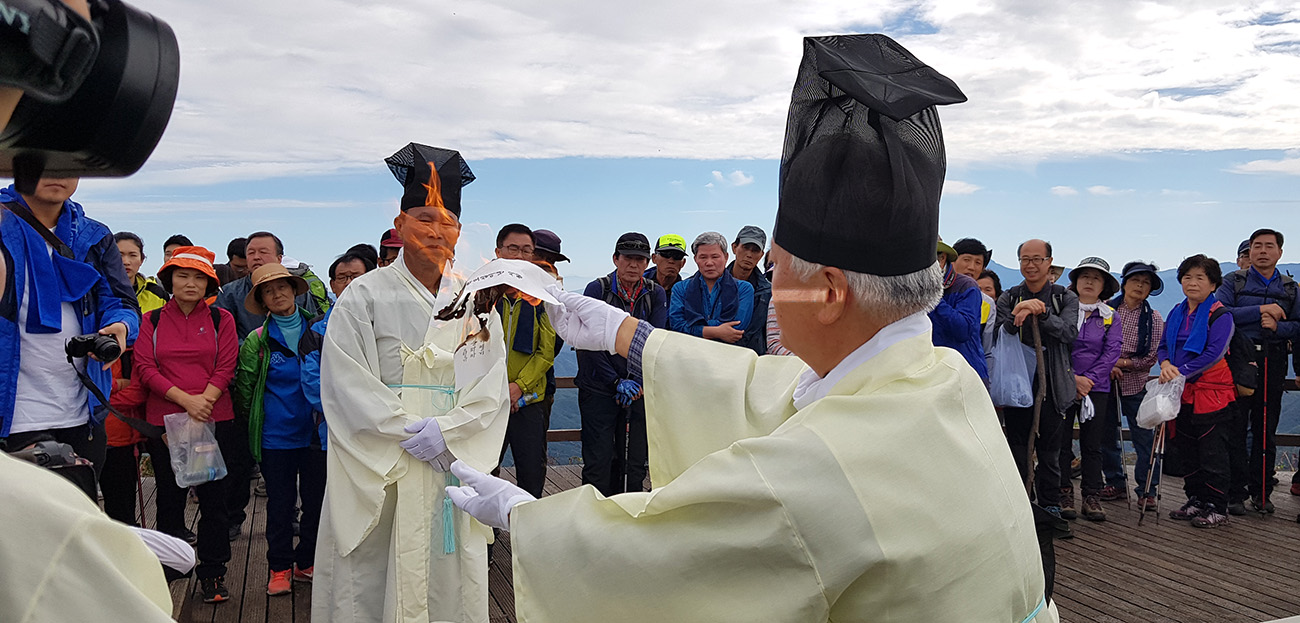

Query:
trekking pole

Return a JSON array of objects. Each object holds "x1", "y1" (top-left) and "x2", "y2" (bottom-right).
[
  {"x1": 1138, "y1": 421, "x2": 1164, "y2": 527},
  {"x1": 1112, "y1": 384, "x2": 1130, "y2": 511},
  {"x1": 135, "y1": 443, "x2": 147, "y2": 529},
  {"x1": 621, "y1": 403, "x2": 633, "y2": 493},
  {"x1": 1260, "y1": 353, "x2": 1270, "y2": 514},
  {"x1": 1026, "y1": 315, "x2": 1048, "y2": 498}
]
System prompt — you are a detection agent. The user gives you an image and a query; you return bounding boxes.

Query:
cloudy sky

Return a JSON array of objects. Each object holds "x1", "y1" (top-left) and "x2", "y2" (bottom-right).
[{"x1": 69, "y1": 0, "x2": 1300, "y2": 286}]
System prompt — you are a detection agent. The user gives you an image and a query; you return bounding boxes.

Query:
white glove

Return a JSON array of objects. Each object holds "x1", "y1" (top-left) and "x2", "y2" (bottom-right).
[
  {"x1": 399, "y1": 417, "x2": 452, "y2": 470},
  {"x1": 544, "y1": 284, "x2": 629, "y2": 354},
  {"x1": 129, "y1": 526, "x2": 197, "y2": 574},
  {"x1": 444, "y1": 459, "x2": 536, "y2": 531}
]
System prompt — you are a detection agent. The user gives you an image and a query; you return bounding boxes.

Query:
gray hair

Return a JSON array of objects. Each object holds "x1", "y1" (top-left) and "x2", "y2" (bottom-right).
[
  {"x1": 783, "y1": 254, "x2": 942, "y2": 324},
  {"x1": 691, "y1": 231, "x2": 729, "y2": 255}
]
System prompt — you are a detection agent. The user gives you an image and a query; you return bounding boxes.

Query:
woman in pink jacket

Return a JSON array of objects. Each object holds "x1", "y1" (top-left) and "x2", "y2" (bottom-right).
[{"x1": 133, "y1": 246, "x2": 239, "y2": 604}]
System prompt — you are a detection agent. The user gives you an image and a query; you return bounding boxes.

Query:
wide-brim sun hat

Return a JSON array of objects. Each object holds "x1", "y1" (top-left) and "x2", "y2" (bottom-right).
[
  {"x1": 1069, "y1": 256, "x2": 1120, "y2": 299},
  {"x1": 937, "y1": 238, "x2": 957, "y2": 262},
  {"x1": 1119, "y1": 261, "x2": 1164, "y2": 297},
  {"x1": 244, "y1": 263, "x2": 309, "y2": 315},
  {"x1": 157, "y1": 245, "x2": 221, "y2": 298}
]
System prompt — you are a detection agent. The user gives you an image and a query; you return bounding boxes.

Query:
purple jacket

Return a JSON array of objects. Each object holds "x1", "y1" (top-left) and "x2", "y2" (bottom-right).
[{"x1": 1071, "y1": 308, "x2": 1123, "y2": 394}]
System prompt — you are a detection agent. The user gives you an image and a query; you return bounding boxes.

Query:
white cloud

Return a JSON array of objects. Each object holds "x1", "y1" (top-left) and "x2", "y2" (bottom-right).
[
  {"x1": 1229, "y1": 151, "x2": 1300, "y2": 175},
  {"x1": 727, "y1": 170, "x2": 755, "y2": 186},
  {"x1": 107, "y1": 1, "x2": 1300, "y2": 185},
  {"x1": 709, "y1": 169, "x2": 754, "y2": 186},
  {"x1": 943, "y1": 180, "x2": 980, "y2": 195},
  {"x1": 1087, "y1": 185, "x2": 1133, "y2": 196},
  {"x1": 1050, "y1": 186, "x2": 1078, "y2": 196}
]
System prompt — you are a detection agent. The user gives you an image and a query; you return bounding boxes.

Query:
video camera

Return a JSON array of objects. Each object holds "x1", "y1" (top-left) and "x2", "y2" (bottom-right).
[{"x1": 0, "y1": 0, "x2": 179, "y2": 189}]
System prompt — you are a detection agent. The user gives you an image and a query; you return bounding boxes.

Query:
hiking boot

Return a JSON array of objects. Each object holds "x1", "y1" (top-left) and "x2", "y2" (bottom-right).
[
  {"x1": 201, "y1": 577, "x2": 230, "y2": 603},
  {"x1": 293, "y1": 565, "x2": 313, "y2": 583},
  {"x1": 1170, "y1": 498, "x2": 1204, "y2": 521},
  {"x1": 1139, "y1": 496, "x2": 1159, "y2": 512},
  {"x1": 1227, "y1": 501, "x2": 1248, "y2": 516},
  {"x1": 267, "y1": 569, "x2": 292, "y2": 596},
  {"x1": 1082, "y1": 495, "x2": 1106, "y2": 522},
  {"x1": 254, "y1": 478, "x2": 267, "y2": 497},
  {"x1": 1098, "y1": 485, "x2": 1126, "y2": 502},
  {"x1": 1059, "y1": 487, "x2": 1077, "y2": 520},
  {"x1": 169, "y1": 528, "x2": 197, "y2": 545},
  {"x1": 1250, "y1": 497, "x2": 1275, "y2": 514},
  {"x1": 1192, "y1": 505, "x2": 1229, "y2": 528},
  {"x1": 1042, "y1": 506, "x2": 1073, "y2": 539},
  {"x1": 1291, "y1": 481, "x2": 1300, "y2": 496}
]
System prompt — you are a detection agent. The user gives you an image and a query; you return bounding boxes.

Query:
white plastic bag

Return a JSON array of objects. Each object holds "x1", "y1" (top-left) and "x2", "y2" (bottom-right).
[
  {"x1": 1136, "y1": 377, "x2": 1185, "y2": 429},
  {"x1": 163, "y1": 412, "x2": 228, "y2": 487},
  {"x1": 988, "y1": 328, "x2": 1037, "y2": 408}
]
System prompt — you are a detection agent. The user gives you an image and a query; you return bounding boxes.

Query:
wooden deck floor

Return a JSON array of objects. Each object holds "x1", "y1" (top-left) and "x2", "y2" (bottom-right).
[{"x1": 135, "y1": 464, "x2": 1300, "y2": 622}]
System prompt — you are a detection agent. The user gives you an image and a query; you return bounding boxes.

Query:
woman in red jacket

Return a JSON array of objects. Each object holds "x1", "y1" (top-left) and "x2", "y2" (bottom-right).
[{"x1": 133, "y1": 246, "x2": 240, "y2": 604}]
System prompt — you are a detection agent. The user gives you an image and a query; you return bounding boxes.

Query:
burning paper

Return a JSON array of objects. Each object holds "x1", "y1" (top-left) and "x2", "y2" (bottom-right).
[{"x1": 436, "y1": 258, "x2": 559, "y2": 322}]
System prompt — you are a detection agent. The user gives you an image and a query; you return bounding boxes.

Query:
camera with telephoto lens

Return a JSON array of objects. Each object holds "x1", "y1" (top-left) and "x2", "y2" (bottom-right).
[
  {"x1": 0, "y1": 0, "x2": 179, "y2": 183},
  {"x1": 65, "y1": 331, "x2": 120, "y2": 361}
]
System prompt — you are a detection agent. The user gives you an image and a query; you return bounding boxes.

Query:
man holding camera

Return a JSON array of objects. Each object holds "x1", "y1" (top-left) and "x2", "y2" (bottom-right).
[{"x1": 0, "y1": 176, "x2": 140, "y2": 480}]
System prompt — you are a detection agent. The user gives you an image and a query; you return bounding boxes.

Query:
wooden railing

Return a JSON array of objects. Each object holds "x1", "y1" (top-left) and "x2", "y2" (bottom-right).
[{"x1": 547, "y1": 377, "x2": 1300, "y2": 448}]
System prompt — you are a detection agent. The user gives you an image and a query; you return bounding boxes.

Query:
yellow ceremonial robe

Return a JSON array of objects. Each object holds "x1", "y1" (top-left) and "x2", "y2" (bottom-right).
[
  {"x1": 512, "y1": 329, "x2": 1057, "y2": 622},
  {"x1": 0, "y1": 452, "x2": 173, "y2": 623},
  {"x1": 313, "y1": 257, "x2": 510, "y2": 623}
]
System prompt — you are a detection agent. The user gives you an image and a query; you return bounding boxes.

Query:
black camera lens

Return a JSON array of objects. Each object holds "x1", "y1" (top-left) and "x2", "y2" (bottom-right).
[{"x1": 65, "y1": 333, "x2": 120, "y2": 361}]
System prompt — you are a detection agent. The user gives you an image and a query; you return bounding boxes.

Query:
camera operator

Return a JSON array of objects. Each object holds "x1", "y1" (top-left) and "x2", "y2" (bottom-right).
[{"x1": 0, "y1": 175, "x2": 140, "y2": 479}]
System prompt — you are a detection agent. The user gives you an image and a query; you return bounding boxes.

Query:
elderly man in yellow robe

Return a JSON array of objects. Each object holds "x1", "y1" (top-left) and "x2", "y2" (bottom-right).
[
  {"x1": 312, "y1": 143, "x2": 511, "y2": 623},
  {"x1": 446, "y1": 35, "x2": 1057, "y2": 622}
]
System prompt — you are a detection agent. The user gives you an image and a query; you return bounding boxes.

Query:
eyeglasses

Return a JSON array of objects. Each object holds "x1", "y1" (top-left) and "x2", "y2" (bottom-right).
[
  {"x1": 502, "y1": 244, "x2": 535, "y2": 256},
  {"x1": 1019, "y1": 257, "x2": 1049, "y2": 266},
  {"x1": 618, "y1": 240, "x2": 652, "y2": 253},
  {"x1": 332, "y1": 274, "x2": 363, "y2": 284},
  {"x1": 657, "y1": 251, "x2": 686, "y2": 261}
]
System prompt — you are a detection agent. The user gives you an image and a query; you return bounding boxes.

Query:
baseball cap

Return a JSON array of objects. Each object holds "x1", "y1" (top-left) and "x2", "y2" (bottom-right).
[
  {"x1": 654, "y1": 234, "x2": 687, "y2": 257},
  {"x1": 533, "y1": 229, "x2": 569, "y2": 262},
  {"x1": 380, "y1": 228, "x2": 403, "y2": 249},
  {"x1": 615, "y1": 232, "x2": 652, "y2": 258},
  {"x1": 734, "y1": 225, "x2": 767, "y2": 250}
]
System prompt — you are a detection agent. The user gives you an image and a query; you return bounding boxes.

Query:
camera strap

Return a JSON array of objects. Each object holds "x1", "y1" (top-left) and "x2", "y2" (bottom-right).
[
  {"x1": 68, "y1": 356, "x2": 165, "y2": 438},
  {"x1": 1, "y1": 200, "x2": 74, "y2": 259}
]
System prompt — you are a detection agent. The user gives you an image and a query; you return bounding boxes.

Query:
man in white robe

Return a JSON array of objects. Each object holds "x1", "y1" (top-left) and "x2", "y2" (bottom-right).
[
  {"x1": 312, "y1": 144, "x2": 510, "y2": 623},
  {"x1": 445, "y1": 34, "x2": 1057, "y2": 623}
]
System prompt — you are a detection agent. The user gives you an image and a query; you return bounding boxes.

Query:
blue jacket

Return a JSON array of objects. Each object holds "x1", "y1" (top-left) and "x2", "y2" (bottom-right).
[
  {"x1": 298, "y1": 309, "x2": 329, "y2": 450},
  {"x1": 727, "y1": 262, "x2": 771, "y2": 356},
  {"x1": 930, "y1": 272, "x2": 987, "y2": 379},
  {"x1": 575, "y1": 273, "x2": 668, "y2": 395},
  {"x1": 1213, "y1": 267, "x2": 1300, "y2": 346},
  {"x1": 668, "y1": 271, "x2": 754, "y2": 338},
  {"x1": 0, "y1": 187, "x2": 140, "y2": 435}
]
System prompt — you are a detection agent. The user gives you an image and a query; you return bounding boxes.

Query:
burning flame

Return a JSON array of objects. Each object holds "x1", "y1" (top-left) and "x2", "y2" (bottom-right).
[{"x1": 422, "y1": 160, "x2": 445, "y2": 209}]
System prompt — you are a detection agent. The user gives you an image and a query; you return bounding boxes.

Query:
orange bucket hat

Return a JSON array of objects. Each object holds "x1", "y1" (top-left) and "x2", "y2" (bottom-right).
[
  {"x1": 244, "y1": 263, "x2": 309, "y2": 315},
  {"x1": 157, "y1": 245, "x2": 220, "y2": 298}
]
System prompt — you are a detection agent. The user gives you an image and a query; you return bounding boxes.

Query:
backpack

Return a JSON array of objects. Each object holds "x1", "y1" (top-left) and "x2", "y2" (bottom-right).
[
  {"x1": 1229, "y1": 269, "x2": 1298, "y2": 309},
  {"x1": 597, "y1": 275, "x2": 655, "y2": 320},
  {"x1": 149, "y1": 306, "x2": 224, "y2": 363},
  {"x1": 1208, "y1": 306, "x2": 1257, "y2": 397}
]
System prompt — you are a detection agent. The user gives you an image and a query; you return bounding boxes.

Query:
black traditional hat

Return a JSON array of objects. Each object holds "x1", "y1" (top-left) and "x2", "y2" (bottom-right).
[
  {"x1": 774, "y1": 34, "x2": 966, "y2": 276},
  {"x1": 384, "y1": 143, "x2": 476, "y2": 218}
]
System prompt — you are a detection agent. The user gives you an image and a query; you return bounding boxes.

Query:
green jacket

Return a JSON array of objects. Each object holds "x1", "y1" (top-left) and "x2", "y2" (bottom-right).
[
  {"x1": 231, "y1": 308, "x2": 315, "y2": 461},
  {"x1": 499, "y1": 296, "x2": 557, "y2": 406}
]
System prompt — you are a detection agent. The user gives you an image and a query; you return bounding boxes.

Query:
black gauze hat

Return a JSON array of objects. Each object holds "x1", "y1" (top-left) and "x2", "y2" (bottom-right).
[
  {"x1": 774, "y1": 34, "x2": 966, "y2": 276},
  {"x1": 385, "y1": 143, "x2": 476, "y2": 218}
]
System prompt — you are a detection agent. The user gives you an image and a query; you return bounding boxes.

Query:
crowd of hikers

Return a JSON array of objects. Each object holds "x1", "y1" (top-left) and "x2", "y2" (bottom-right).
[{"x1": 2, "y1": 174, "x2": 1297, "y2": 606}]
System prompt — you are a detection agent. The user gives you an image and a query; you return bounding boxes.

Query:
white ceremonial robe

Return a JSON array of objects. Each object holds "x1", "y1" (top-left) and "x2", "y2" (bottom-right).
[
  {"x1": 313, "y1": 256, "x2": 511, "y2": 623},
  {"x1": 511, "y1": 322, "x2": 1058, "y2": 623},
  {"x1": 0, "y1": 452, "x2": 173, "y2": 623}
]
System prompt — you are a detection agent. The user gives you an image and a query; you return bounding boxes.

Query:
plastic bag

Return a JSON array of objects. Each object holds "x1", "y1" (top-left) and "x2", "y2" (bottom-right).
[
  {"x1": 989, "y1": 328, "x2": 1037, "y2": 408},
  {"x1": 1136, "y1": 377, "x2": 1185, "y2": 429},
  {"x1": 163, "y1": 412, "x2": 228, "y2": 487}
]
